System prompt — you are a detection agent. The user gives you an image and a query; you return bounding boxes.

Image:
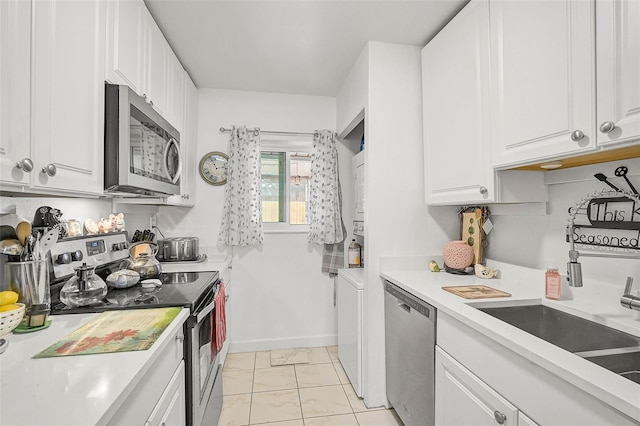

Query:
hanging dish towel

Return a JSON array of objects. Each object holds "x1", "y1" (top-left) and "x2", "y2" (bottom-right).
[{"x1": 211, "y1": 281, "x2": 227, "y2": 355}]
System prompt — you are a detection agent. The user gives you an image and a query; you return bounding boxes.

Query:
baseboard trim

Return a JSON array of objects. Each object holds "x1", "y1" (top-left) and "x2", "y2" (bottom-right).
[{"x1": 228, "y1": 334, "x2": 337, "y2": 353}]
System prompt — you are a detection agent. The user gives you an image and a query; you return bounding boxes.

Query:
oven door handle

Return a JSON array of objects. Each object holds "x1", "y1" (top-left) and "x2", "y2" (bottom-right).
[{"x1": 194, "y1": 299, "x2": 216, "y2": 323}]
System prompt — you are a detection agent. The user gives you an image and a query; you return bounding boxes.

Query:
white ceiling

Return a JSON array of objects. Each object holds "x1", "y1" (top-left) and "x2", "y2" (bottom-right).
[{"x1": 144, "y1": 0, "x2": 468, "y2": 97}]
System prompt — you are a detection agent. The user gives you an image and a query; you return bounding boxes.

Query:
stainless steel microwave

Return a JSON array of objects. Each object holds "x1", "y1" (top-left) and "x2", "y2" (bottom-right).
[{"x1": 104, "y1": 83, "x2": 182, "y2": 196}]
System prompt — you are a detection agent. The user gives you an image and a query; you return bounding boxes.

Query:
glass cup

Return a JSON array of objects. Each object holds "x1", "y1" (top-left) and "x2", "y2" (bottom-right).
[{"x1": 4, "y1": 260, "x2": 50, "y2": 327}]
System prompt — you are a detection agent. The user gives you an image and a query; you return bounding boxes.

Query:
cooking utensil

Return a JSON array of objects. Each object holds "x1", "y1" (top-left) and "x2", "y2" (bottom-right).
[
  {"x1": 614, "y1": 166, "x2": 638, "y2": 195},
  {"x1": 15, "y1": 221, "x2": 31, "y2": 246},
  {"x1": 131, "y1": 230, "x2": 142, "y2": 243},
  {"x1": 0, "y1": 239, "x2": 23, "y2": 256},
  {"x1": 0, "y1": 225, "x2": 18, "y2": 241},
  {"x1": 39, "y1": 228, "x2": 59, "y2": 255},
  {"x1": 158, "y1": 237, "x2": 199, "y2": 262},
  {"x1": 594, "y1": 173, "x2": 621, "y2": 191},
  {"x1": 60, "y1": 263, "x2": 108, "y2": 307},
  {"x1": 125, "y1": 253, "x2": 162, "y2": 280}
]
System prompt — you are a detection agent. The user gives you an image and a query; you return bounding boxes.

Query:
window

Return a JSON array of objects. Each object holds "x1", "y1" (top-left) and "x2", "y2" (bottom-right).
[{"x1": 261, "y1": 150, "x2": 311, "y2": 230}]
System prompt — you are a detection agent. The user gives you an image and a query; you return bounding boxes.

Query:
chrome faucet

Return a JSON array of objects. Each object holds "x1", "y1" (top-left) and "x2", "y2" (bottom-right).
[
  {"x1": 566, "y1": 189, "x2": 640, "y2": 296},
  {"x1": 621, "y1": 277, "x2": 640, "y2": 311}
]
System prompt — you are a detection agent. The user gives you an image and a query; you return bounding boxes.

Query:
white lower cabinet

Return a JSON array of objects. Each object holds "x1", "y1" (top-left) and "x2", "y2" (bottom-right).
[
  {"x1": 437, "y1": 312, "x2": 638, "y2": 426},
  {"x1": 107, "y1": 318, "x2": 186, "y2": 426},
  {"x1": 436, "y1": 347, "x2": 524, "y2": 426},
  {"x1": 145, "y1": 361, "x2": 186, "y2": 426}
]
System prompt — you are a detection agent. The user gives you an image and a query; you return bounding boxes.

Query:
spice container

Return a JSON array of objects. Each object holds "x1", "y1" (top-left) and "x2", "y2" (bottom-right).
[
  {"x1": 545, "y1": 265, "x2": 561, "y2": 300},
  {"x1": 348, "y1": 239, "x2": 361, "y2": 268}
]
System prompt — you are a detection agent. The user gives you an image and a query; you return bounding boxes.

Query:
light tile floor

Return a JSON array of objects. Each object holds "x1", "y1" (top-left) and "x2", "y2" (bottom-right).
[{"x1": 217, "y1": 346, "x2": 404, "y2": 426}]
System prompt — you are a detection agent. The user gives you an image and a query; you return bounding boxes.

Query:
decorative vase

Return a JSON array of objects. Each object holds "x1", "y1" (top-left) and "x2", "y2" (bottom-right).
[{"x1": 442, "y1": 240, "x2": 475, "y2": 269}]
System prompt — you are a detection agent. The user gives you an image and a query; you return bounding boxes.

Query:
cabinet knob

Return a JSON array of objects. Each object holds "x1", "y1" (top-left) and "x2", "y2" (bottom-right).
[
  {"x1": 175, "y1": 335, "x2": 184, "y2": 343},
  {"x1": 16, "y1": 158, "x2": 34, "y2": 172},
  {"x1": 570, "y1": 130, "x2": 585, "y2": 141},
  {"x1": 599, "y1": 121, "x2": 616, "y2": 134},
  {"x1": 494, "y1": 411, "x2": 507, "y2": 425},
  {"x1": 479, "y1": 186, "x2": 488, "y2": 196},
  {"x1": 41, "y1": 164, "x2": 57, "y2": 177}
]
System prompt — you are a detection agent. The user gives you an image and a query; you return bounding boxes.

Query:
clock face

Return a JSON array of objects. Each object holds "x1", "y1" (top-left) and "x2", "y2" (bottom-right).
[{"x1": 199, "y1": 151, "x2": 228, "y2": 185}]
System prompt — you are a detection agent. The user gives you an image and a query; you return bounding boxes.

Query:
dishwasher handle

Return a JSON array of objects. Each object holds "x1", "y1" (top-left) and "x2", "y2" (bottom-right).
[{"x1": 385, "y1": 280, "x2": 435, "y2": 321}]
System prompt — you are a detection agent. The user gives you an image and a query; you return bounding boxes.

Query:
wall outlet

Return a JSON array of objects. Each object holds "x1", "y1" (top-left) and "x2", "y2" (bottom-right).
[{"x1": 149, "y1": 214, "x2": 157, "y2": 229}]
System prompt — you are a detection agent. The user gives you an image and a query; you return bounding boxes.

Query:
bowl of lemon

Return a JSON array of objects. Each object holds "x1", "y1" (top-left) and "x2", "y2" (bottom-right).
[{"x1": 0, "y1": 291, "x2": 25, "y2": 337}]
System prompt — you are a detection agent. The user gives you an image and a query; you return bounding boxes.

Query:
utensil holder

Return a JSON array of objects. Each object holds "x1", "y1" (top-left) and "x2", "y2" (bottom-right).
[{"x1": 4, "y1": 260, "x2": 50, "y2": 327}]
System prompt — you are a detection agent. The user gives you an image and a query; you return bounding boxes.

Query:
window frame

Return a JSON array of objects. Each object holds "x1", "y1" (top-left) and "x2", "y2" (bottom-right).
[{"x1": 260, "y1": 140, "x2": 312, "y2": 234}]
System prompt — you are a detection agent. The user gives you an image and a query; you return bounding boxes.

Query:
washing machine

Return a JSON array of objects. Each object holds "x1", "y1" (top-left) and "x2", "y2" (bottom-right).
[{"x1": 336, "y1": 267, "x2": 364, "y2": 396}]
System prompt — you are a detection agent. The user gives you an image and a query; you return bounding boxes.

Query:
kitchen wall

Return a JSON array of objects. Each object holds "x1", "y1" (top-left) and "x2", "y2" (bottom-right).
[
  {"x1": 486, "y1": 158, "x2": 640, "y2": 290},
  {"x1": 0, "y1": 197, "x2": 156, "y2": 238},
  {"x1": 157, "y1": 88, "x2": 345, "y2": 352}
]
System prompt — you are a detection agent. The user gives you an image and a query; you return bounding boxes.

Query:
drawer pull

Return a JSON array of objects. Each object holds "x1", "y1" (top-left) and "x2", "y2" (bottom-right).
[{"x1": 494, "y1": 410, "x2": 507, "y2": 425}]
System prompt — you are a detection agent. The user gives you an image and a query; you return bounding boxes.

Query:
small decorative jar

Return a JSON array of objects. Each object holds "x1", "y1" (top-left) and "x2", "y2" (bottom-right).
[{"x1": 442, "y1": 240, "x2": 475, "y2": 269}]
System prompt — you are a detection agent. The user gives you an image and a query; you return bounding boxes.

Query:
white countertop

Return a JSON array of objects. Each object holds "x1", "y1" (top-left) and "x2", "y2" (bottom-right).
[
  {"x1": 381, "y1": 259, "x2": 640, "y2": 422},
  {"x1": 0, "y1": 308, "x2": 189, "y2": 426}
]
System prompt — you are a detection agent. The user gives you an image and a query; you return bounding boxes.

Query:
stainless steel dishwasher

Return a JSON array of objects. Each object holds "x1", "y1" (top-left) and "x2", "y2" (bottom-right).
[{"x1": 384, "y1": 280, "x2": 436, "y2": 426}]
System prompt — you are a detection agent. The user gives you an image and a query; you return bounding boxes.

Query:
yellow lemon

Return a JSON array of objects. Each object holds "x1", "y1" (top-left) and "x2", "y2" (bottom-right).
[
  {"x1": 0, "y1": 291, "x2": 18, "y2": 306},
  {"x1": 0, "y1": 303, "x2": 20, "y2": 313}
]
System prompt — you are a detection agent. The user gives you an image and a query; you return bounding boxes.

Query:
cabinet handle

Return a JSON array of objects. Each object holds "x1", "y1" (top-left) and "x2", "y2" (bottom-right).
[
  {"x1": 479, "y1": 186, "x2": 488, "y2": 196},
  {"x1": 599, "y1": 121, "x2": 616, "y2": 134},
  {"x1": 175, "y1": 335, "x2": 184, "y2": 343},
  {"x1": 149, "y1": 100, "x2": 154, "y2": 106},
  {"x1": 494, "y1": 411, "x2": 507, "y2": 425},
  {"x1": 16, "y1": 158, "x2": 34, "y2": 172},
  {"x1": 570, "y1": 130, "x2": 584, "y2": 141},
  {"x1": 41, "y1": 164, "x2": 57, "y2": 177}
]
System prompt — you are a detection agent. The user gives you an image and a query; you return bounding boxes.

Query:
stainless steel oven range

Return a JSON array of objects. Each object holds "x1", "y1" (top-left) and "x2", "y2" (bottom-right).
[{"x1": 48, "y1": 233, "x2": 223, "y2": 426}]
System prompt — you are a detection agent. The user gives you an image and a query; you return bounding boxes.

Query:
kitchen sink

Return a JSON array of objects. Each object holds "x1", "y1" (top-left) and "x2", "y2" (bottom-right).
[
  {"x1": 584, "y1": 350, "x2": 640, "y2": 385},
  {"x1": 476, "y1": 304, "x2": 640, "y2": 354},
  {"x1": 475, "y1": 303, "x2": 640, "y2": 385}
]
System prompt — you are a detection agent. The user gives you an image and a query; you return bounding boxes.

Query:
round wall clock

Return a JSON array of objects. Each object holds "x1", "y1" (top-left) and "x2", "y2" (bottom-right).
[{"x1": 199, "y1": 151, "x2": 228, "y2": 185}]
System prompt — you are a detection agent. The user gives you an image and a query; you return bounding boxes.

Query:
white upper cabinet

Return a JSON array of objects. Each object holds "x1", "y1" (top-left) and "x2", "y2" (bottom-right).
[
  {"x1": 0, "y1": 0, "x2": 31, "y2": 189},
  {"x1": 144, "y1": 7, "x2": 169, "y2": 119},
  {"x1": 106, "y1": 0, "x2": 185, "y2": 131},
  {"x1": 596, "y1": 0, "x2": 640, "y2": 147},
  {"x1": 423, "y1": 0, "x2": 494, "y2": 204},
  {"x1": 165, "y1": 74, "x2": 197, "y2": 207},
  {"x1": 0, "y1": 0, "x2": 105, "y2": 196},
  {"x1": 167, "y1": 49, "x2": 186, "y2": 133},
  {"x1": 30, "y1": 0, "x2": 106, "y2": 195},
  {"x1": 105, "y1": 0, "x2": 145, "y2": 94},
  {"x1": 490, "y1": 0, "x2": 595, "y2": 168}
]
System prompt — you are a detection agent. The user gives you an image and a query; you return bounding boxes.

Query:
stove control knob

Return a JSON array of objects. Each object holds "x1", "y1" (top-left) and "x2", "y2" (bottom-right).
[
  {"x1": 112, "y1": 243, "x2": 119, "y2": 251},
  {"x1": 70, "y1": 250, "x2": 83, "y2": 261},
  {"x1": 57, "y1": 252, "x2": 71, "y2": 264},
  {"x1": 120, "y1": 241, "x2": 129, "y2": 250}
]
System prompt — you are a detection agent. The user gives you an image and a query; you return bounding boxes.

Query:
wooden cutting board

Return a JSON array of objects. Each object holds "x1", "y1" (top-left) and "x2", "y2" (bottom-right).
[{"x1": 442, "y1": 285, "x2": 511, "y2": 299}]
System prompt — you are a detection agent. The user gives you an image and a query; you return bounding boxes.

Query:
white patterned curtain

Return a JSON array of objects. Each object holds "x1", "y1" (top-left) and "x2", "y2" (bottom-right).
[
  {"x1": 308, "y1": 130, "x2": 345, "y2": 247},
  {"x1": 218, "y1": 126, "x2": 264, "y2": 246}
]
